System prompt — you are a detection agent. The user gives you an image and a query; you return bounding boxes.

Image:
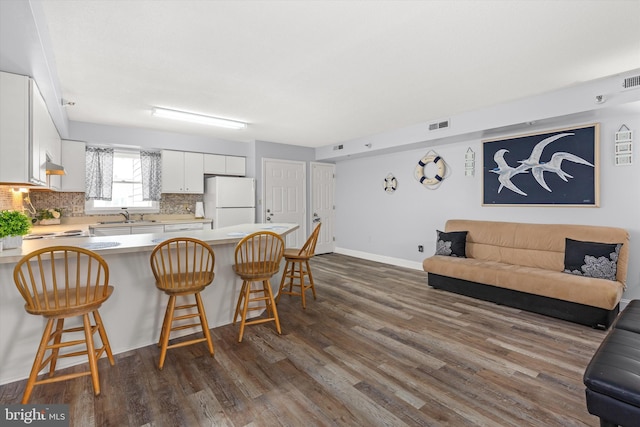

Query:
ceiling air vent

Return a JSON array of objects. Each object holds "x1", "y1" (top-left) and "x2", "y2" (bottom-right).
[
  {"x1": 622, "y1": 75, "x2": 640, "y2": 89},
  {"x1": 428, "y1": 119, "x2": 450, "y2": 131}
]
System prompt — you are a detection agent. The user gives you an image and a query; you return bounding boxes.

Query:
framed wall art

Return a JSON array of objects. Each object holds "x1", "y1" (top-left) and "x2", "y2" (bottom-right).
[{"x1": 482, "y1": 123, "x2": 599, "y2": 207}]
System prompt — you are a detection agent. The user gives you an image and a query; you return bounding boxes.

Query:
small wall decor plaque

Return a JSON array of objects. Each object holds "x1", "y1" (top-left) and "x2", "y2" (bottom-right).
[
  {"x1": 614, "y1": 124, "x2": 632, "y2": 166},
  {"x1": 383, "y1": 173, "x2": 397, "y2": 193}
]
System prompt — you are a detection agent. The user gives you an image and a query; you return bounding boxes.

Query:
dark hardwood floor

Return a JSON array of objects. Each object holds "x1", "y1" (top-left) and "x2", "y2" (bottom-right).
[{"x1": 0, "y1": 253, "x2": 606, "y2": 426}]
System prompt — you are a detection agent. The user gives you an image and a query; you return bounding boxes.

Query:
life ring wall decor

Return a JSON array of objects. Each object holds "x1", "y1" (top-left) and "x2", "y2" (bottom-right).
[
  {"x1": 383, "y1": 173, "x2": 397, "y2": 193},
  {"x1": 414, "y1": 151, "x2": 447, "y2": 188}
]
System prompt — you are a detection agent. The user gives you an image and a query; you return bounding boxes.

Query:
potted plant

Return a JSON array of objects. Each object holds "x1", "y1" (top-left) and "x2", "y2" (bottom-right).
[
  {"x1": 0, "y1": 210, "x2": 32, "y2": 249},
  {"x1": 36, "y1": 208, "x2": 62, "y2": 225}
]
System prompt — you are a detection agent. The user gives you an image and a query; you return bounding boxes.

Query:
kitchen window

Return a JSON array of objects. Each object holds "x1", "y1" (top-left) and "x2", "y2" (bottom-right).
[{"x1": 85, "y1": 150, "x2": 160, "y2": 214}]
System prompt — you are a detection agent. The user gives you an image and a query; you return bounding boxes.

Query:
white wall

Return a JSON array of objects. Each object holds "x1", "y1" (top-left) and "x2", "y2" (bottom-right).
[{"x1": 335, "y1": 111, "x2": 640, "y2": 302}]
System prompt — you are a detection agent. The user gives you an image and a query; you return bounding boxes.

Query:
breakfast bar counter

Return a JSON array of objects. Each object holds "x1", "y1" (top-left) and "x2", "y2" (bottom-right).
[{"x1": 0, "y1": 223, "x2": 298, "y2": 385}]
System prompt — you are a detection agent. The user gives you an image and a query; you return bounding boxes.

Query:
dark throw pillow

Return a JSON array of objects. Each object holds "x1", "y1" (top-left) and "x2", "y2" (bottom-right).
[
  {"x1": 563, "y1": 238, "x2": 622, "y2": 281},
  {"x1": 436, "y1": 230, "x2": 467, "y2": 257}
]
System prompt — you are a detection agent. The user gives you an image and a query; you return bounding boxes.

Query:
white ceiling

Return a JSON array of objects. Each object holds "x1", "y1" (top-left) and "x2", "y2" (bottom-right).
[{"x1": 39, "y1": 0, "x2": 640, "y2": 148}]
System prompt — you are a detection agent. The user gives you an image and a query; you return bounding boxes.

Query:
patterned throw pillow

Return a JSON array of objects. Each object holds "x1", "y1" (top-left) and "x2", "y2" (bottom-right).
[
  {"x1": 435, "y1": 230, "x2": 467, "y2": 257},
  {"x1": 563, "y1": 238, "x2": 622, "y2": 281}
]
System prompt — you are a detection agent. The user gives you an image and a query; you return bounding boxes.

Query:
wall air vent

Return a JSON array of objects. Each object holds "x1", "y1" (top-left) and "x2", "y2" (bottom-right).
[
  {"x1": 622, "y1": 75, "x2": 640, "y2": 89},
  {"x1": 333, "y1": 144, "x2": 344, "y2": 151},
  {"x1": 428, "y1": 119, "x2": 450, "y2": 131}
]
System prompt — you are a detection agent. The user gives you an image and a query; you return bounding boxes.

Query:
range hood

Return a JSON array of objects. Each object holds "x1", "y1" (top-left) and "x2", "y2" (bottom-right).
[{"x1": 45, "y1": 161, "x2": 66, "y2": 175}]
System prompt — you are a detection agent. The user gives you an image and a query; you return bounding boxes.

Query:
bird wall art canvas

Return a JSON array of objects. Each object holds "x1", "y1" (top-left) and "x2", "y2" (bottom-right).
[{"x1": 482, "y1": 123, "x2": 599, "y2": 206}]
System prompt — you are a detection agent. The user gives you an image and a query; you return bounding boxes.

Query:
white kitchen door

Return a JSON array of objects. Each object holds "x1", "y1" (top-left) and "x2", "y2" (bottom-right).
[
  {"x1": 263, "y1": 158, "x2": 305, "y2": 248},
  {"x1": 311, "y1": 162, "x2": 335, "y2": 254}
]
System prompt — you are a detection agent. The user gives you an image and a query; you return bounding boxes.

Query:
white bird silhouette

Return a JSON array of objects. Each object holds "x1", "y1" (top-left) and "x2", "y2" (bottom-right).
[
  {"x1": 531, "y1": 152, "x2": 595, "y2": 191},
  {"x1": 517, "y1": 133, "x2": 574, "y2": 170},
  {"x1": 490, "y1": 149, "x2": 529, "y2": 196}
]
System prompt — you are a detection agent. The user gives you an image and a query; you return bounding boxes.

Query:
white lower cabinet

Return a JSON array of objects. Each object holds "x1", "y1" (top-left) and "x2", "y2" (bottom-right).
[
  {"x1": 91, "y1": 226, "x2": 131, "y2": 237},
  {"x1": 90, "y1": 222, "x2": 208, "y2": 236},
  {"x1": 163, "y1": 223, "x2": 204, "y2": 232},
  {"x1": 131, "y1": 225, "x2": 164, "y2": 234}
]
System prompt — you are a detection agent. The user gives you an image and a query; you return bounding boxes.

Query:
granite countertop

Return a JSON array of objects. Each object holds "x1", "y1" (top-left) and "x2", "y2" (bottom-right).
[
  {"x1": 0, "y1": 223, "x2": 298, "y2": 264},
  {"x1": 28, "y1": 218, "x2": 212, "y2": 233}
]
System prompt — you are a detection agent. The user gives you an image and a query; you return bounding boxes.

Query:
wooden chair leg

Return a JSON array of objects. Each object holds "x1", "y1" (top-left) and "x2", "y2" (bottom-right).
[
  {"x1": 22, "y1": 318, "x2": 55, "y2": 404},
  {"x1": 49, "y1": 318, "x2": 65, "y2": 375},
  {"x1": 93, "y1": 310, "x2": 115, "y2": 365},
  {"x1": 306, "y1": 260, "x2": 317, "y2": 300},
  {"x1": 296, "y1": 262, "x2": 307, "y2": 309},
  {"x1": 276, "y1": 260, "x2": 291, "y2": 303},
  {"x1": 287, "y1": 262, "x2": 296, "y2": 293},
  {"x1": 158, "y1": 295, "x2": 176, "y2": 370},
  {"x1": 238, "y1": 281, "x2": 252, "y2": 342},
  {"x1": 234, "y1": 281, "x2": 248, "y2": 325},
  {"x1": 195, "y1": 292, "x2": 214, "y2": 356},
  {"x1": 264, "y1": 279, "x2": 281, "y2": 334},
  {"x1": 82, "y1": 313, "x2": 101, "y2": 396},
  {"x1": 158, "y1": 298, "x2": 173, "y2": 348}
]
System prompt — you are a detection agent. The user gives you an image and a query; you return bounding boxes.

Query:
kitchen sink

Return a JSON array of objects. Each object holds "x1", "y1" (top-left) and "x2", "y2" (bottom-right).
[{"x1": 97, "y1": 220, "x2": 157, "y2": 224}]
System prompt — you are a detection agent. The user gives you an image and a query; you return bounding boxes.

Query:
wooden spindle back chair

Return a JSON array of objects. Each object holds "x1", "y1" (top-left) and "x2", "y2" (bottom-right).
[
  {"x1": 13, "y1": 246, "x2": 115, "y2": 403},
  {"x1": 150, "y1": 237, "x2": 216, "y2": 369},
  {"x1": 277, "y1": 223, "x2": 321, "y2": 308},
  {"x1": 232, "y1": 231, "x2": 284, "y2": 342}
]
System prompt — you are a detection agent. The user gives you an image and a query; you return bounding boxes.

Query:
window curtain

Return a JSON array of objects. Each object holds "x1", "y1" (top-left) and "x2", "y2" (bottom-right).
[
  {"x1": 141, "y1": 150, "x2": 162, "y2": 201},
  {"x1": 85, "y1": 147, "x2": 114, "y2": 200}
]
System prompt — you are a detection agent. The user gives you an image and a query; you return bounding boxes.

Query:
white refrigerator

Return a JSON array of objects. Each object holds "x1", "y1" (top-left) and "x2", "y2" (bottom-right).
[{"x1": 204, "y1": 177, "x2": 256, "y2": 228}]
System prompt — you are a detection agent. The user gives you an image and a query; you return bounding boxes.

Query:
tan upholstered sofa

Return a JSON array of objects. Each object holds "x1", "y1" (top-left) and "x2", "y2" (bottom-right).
[{"x1": 423, "y1": 219, "x2": 629, "y2": 328}]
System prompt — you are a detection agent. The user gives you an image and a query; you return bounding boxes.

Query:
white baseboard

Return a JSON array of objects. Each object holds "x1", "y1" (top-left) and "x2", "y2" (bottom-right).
[
  {"x1": 334, "y1": 247, "x2": 423, "y2": 271},
  {"x1": 620, "y1": 299, "x2": 632, "y2": 311}
]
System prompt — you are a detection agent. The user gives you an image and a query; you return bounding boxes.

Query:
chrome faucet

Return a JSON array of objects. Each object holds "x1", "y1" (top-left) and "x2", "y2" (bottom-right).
[{"x1": 120, "y1": 209, "x2": 130, "y2": 221}]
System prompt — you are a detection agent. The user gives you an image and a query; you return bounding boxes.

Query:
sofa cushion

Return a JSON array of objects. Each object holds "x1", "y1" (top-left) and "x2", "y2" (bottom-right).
[
  {"x1": 443, "y1": 219, "x2": 629, "y2": 285},
  {"x1": 423, "y1": 256, "x2": 623, "y2": 310},
  {"x1": 435, "y1": 230, "x2": 467, "y2": 257},
  {"x1": 563, "y1": 238, "x2": 621, "y2": 281}
]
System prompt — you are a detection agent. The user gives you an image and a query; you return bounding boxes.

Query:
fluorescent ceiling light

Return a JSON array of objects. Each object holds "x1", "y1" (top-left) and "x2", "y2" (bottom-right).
[{"x1": 152, "y1": 107, "x2": 247, "y2": 130}]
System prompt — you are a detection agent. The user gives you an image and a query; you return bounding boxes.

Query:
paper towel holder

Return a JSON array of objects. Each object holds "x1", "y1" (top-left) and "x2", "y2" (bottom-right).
[{"x1": 195, "y1": 201, "x2": 205, "y2": 218}]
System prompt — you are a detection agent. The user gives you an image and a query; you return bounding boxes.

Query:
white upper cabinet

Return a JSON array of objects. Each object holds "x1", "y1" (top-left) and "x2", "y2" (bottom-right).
[
  {"x1": 161, "y1": 150, "x2": 204, "y2": 193},
  {"x1": 203, "y1": 154, "x2": 246, "y2": 176},
  {"x1": 60, "y1": 140, "x2": 86, "y2": 192},
  {"x1": 0, "y1": 71, "x2": 60, "y2": 188},
  {"x1": 203, "y1": 154, "x2": 226, "y2": 174},
  {"x1": 225, "y1": 156, "x2": 246, "y2": 176},
  {"x1": 0, "y1": 72, "x2": 40, "y2": 186}
]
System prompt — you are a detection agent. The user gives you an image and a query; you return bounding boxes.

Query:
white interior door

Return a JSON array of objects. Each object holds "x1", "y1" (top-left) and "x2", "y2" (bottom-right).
[
  {"x1": 311, "y1": 162, "x2": 335, "y2": 254},
  {"x1": 263, "y1": 159, "x2": 306, "y2": 248}
]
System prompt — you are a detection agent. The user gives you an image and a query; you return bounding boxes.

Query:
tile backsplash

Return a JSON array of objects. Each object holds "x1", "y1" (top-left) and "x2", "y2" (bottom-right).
[
  {"x1": 0, "y1": 188, "x2": 22, "y2": 211},
  {"x1": 0, "y1": 188, "x2": 203, "y2": 218}
]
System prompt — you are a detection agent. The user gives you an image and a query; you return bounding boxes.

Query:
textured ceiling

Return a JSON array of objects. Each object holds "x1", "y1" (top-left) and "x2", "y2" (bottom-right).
[{"x1": 39, "y1": 0, "x2": 640, "y2": 147}]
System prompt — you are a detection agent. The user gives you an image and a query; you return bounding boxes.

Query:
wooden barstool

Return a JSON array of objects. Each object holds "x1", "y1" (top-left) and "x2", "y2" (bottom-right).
[
  {"x1": 150, "y1": 237, "x2": 216, "y2": 370},
  {"x1": 13, "y1": 246, "x2": 115, "y2": 404},
  {"x1": 276, "y1": 223, "x2": 321, "y2": 309},
  {"x1": 232, "y1": 231, "x2": 284, "y2": 342}
]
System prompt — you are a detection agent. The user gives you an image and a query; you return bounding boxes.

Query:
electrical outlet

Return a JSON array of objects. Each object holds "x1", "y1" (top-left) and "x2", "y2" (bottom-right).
[
  {"x1": 72, "y1": 205, "x2": 83, "y2": 214},
  {"x1": 418, "y1": 245, "x2": 424, "y2": 252}
]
